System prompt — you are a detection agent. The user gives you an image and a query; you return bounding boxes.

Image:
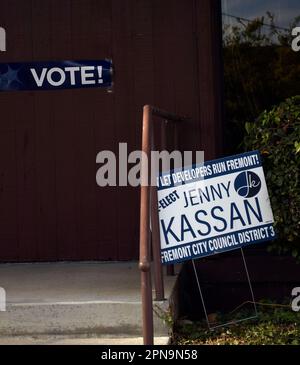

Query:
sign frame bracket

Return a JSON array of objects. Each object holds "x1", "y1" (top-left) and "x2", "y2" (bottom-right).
[{"x1": 192, "y1": 248, "x2": 258, "y2": 331}]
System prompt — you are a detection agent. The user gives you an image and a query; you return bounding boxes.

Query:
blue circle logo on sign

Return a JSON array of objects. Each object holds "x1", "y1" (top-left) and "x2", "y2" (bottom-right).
[{"x1": 234, "y1": 171, "x2": 261, "y2": 198}]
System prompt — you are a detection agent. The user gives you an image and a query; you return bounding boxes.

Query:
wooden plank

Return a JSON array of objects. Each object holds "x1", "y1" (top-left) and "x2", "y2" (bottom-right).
[
  {"x1": 169, "y1": 0, "x2": 200, "y2": 154},
  {"x1": 31, "y1": 0, "x2": 58, "y2": 261},
  {"x1": 111, "y1": 0, "x2": 137, "y2": 260},
  {"x1": 0, "y1": 1, "x2": 19, "y2": 261},
  {"x1": 0, "y1": 131, "x2": 18, "y2": 261},
  {"x1": 71, "y1": 0, "x2": 117, "y2": 260},
  {"x1": 195, "y1": 0, "x2": 224, "y2": 160},
  {"x1": 152, "y1": 0, "x2": 176, "y2": 113},
  {"x1": 11, "y1": 1, "x2": 38, "y2": 261},
  {"x1": 51, "y1": 0, "x2": 80, "y2": 260},
  {"x1": 131, "y1": 0, "x2": 155, "y2": 259}
]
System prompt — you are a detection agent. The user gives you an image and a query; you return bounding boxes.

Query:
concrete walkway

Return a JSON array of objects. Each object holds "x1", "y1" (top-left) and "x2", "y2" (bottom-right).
[
  {"x1": 0, "y1": 335, "x2": 170, "y2": 345},
  {"x1": 0, "y1": 262, "x2": 179, "y2": 345}
]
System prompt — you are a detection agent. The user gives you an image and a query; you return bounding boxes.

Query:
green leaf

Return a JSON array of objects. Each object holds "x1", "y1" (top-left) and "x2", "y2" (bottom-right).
[
  {"x1": 294, "y1": 141, "x2": 300, "y2": 154},
  {"x1": 245, "y1": 122, "x2": 252, "y2": 134}
]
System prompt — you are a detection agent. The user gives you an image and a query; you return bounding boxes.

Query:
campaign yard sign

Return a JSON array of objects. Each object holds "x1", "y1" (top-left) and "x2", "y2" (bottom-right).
[
  {"x1": 0, "y1": 60, "x2": 113, "y2": 91},
  {"x1": 157, "y1": 151, "x2": 276, "y2": 265}
]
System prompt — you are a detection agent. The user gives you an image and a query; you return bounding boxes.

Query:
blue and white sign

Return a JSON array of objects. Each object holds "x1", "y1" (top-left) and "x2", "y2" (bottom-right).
[
  {"x1": 157, "y1": 151, "x2": 276, "y2": 265},
  {"x1": 0, "y1": 59, "x2": 113, "y2": 91}
]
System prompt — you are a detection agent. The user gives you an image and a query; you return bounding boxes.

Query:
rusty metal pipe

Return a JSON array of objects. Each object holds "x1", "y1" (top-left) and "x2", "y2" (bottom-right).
[
  {"x1": 150, "y1": 120, "x2": 165, "y2": 301},
  {"x1": 139, "y1": 104, "x2": 188, "y2": 345},
  {"x1": 152, "y1": 106, "x2": 187, "y2": 122},
  {"x1": 166, "y1": 122, "x2": 179, "y2": 276},
  {"x1": 151, "y1": 184, "x2": 165, "y2": 300},
  {"x1": 139, "y1": 105, "x2": 154, "y2": 344},
  {"x1": 160, "y1": 120, "x2": 175, "y2": 277}
]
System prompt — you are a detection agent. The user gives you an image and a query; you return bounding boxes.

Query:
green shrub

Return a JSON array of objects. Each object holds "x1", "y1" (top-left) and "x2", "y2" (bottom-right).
[
  {"x1": 173, "y1": 304, "x2": 300, "y2": 345},
  {"x1": 244, "y1": 96, "x2": 300, "y2": 259}
]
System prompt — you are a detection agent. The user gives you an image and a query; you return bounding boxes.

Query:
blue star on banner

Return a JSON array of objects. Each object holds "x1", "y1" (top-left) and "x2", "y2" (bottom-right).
[{"x1": 0, "y1": 66, "x2": 22, "y2": 90}]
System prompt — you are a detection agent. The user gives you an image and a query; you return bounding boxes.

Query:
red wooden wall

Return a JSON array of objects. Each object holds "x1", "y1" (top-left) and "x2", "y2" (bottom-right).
[{"x1": 0, "y1": 0, "x2": 223, "y2": 262}]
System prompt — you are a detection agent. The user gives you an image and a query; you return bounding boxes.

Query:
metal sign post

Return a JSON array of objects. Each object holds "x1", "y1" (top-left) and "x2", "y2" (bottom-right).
[{"x1": 192, "y1": 248, "x2": 258, "y2": 330}]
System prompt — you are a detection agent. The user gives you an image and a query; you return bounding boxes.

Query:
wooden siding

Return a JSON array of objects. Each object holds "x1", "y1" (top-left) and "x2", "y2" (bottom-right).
[{"x1": 0, "y1": 0, "x2": 223, "y2": 261}]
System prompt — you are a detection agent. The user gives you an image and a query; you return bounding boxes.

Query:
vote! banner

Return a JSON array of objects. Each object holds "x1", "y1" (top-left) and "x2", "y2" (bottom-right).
[
  {"x1": 157, "y1": 151, "x2": 276, "y2": 265},
  {"x1": 0, "y1": 59, "x2": 113, "y2": 91}
]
